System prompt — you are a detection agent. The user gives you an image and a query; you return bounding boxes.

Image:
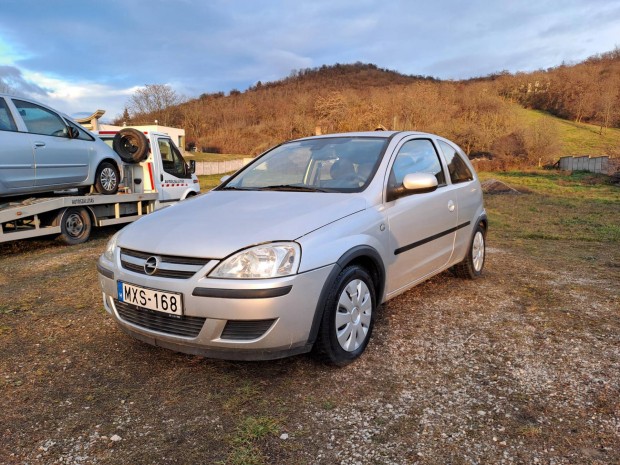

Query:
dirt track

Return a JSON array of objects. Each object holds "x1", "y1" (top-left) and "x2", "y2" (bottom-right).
[{"x1": 1, "y1": 226, "x2": 619, "y2": 464}]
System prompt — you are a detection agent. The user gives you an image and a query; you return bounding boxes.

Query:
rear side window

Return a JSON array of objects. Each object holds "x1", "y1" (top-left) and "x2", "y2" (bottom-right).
[
  {"x1": 438, "y1": 140, "x2": 474, "y2": 184},
  {"x1": 389, "y1": 138, "x2": 446, "y2": 187},
  {"x1": 13, "y1": 99, "x2": 68, "y2": 137},
  {"x1": 0, "y1": 98, "x2": 17, "y2": 132}
]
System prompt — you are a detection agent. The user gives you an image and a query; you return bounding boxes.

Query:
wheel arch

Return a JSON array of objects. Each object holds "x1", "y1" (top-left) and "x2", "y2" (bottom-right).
[
  {"x1": 96, "y1": 157, "x2": 121, "y2": 174},
  {"x1": 477, "y1": 213, "x2": 488, "y2": 233},
  {"x1": 306, "y1": 245, "x2": 386, "y2": 346},
  {"x1": 182, "y1": 189, "x2": 198, "y2": 200}
]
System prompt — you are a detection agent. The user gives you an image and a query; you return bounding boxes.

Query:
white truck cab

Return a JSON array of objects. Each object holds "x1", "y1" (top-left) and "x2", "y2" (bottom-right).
[{"x1": 97, "y1": 130, "x2": 200, "y2": 205}]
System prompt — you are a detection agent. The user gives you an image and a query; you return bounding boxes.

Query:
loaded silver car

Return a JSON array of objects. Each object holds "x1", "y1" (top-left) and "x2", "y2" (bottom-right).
[
  {"x1": 98, "y1": 131, "x2": 487, "y2": 365},
  {"x1": 0, "y1": 93, "x2": 123, "y2": 197}
]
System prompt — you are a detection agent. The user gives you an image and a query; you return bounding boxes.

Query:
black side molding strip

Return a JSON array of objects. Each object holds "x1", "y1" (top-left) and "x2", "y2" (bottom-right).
[
  {"x1": 394, "y1": 221, "x2": 471, "y2": 255},
  {"x1": 192, "y1": 286, "x2": 293, "y2": 299},
  {"x1": 97, "y1": 263, "x2": 115, "y2": 280}
]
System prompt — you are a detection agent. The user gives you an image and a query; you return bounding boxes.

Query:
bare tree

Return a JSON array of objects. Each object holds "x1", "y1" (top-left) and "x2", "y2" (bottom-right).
[
  {"x1": 127, "y1": 84, "x2": 182, "y2": 125},
  {"x1": 595, "y1": 73, "x2": 620, "y2": 134}
]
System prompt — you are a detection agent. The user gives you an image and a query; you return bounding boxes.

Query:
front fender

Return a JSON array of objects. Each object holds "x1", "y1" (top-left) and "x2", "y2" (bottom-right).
[{"x1": 296, "y1": 207, "x2": 388, "y2": 273}]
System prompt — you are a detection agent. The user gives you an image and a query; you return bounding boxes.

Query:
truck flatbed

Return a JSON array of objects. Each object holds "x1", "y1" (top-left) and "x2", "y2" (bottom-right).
[{"x1": 0, "y1": 192, "x2": 159, "y2": 243}]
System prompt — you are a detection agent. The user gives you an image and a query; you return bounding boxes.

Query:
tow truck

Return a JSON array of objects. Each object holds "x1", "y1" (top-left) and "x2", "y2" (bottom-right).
[{"x1": 0, "y1": 128, "x2": 200, "y2": 245}]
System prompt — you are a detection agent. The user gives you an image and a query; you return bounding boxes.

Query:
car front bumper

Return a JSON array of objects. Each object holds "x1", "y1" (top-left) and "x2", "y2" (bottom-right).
[{"x1": 97, "y1": 256, "x2": 334, "y2": 360}]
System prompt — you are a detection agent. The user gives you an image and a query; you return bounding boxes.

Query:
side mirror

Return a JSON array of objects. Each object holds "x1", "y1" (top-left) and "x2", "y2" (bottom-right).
[
  {"x1": 403, "y1": 172, "x2": 438, "y2": 192},
  {"x1": 188, "y1": 160, "x2": 196, "y2": 174},
  {"x1": 68, "y1": 127, "x2": 80, "y2": 139},
  {"x1": 388, "y1": 172, "x2": 438, "y2": 201}
]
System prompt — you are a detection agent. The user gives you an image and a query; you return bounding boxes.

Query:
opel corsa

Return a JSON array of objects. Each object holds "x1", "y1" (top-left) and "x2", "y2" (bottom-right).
[{"x1": 97, "y1": 131, "x2": 487, "y2": 365}]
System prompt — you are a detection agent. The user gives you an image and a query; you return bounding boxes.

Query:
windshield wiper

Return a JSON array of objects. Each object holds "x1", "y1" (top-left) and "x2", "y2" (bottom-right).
[
  {"x1": 255, "y1": 184, "x2": 329, "y2": 192},
  {"x1": 220, "y1": 186, "x2": 254, "y2": 191}
]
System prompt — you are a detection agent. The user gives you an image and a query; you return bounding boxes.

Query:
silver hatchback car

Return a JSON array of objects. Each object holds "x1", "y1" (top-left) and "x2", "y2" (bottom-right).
[
  {"x1": 0, "y1": 93, "x2": 123, "y2": 197},
  {"x1": 98, "y1": 131, "x2": 487, "y2": 365}
]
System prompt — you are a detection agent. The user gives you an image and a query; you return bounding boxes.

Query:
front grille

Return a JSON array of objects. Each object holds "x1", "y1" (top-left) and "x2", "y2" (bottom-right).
[
  {"x1": 221, "y1": 319, "x2": 276, "y2": 340},
  {"x1": 120, "y1": 248, "x2": 210, "y2": 279},
  {"x1": 115, "y1": 300, "x2": 206, "y2": 338}
]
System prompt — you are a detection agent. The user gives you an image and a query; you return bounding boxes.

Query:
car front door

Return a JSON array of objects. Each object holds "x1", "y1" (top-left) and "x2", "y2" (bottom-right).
[
  {"x1": 0, "y1": 97, "x2": 35, "y2": 193},
  {"x1": 12, "y1": 99, "x2": 90, "y2": 188},
  {"x1": 384, "y1": 137, "x2": 459, "y2": 296},
  {"x1": 157, "y1": 137, "x2": 192, "y2": 201}
]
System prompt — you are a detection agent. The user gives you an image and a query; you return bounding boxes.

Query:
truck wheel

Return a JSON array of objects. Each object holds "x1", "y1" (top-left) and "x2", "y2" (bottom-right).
[
  {"x1": 94, "y1": 162, "x2": 120, "y2": 195},
  {"x1": 113, "y1": 128, "x2": 149, "y2": 163},
  {"x1": 314, "y1": 265, "x2": 376, "y2": 366},
  {"x1": 56, "y1": 208, "x2": 92, "y2": 245}
]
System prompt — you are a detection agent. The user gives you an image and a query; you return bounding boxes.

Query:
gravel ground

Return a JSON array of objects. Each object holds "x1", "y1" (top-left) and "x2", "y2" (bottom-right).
[{"x1": 0, "y1": 230, "x2": 618, "y2": 465}]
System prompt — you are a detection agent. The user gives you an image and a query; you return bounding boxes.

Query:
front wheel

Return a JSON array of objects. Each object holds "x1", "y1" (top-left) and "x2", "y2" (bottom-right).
[
  {"x1": 314, "y1": 265, "x2": 376, "y2": 366},
  {"x1": 453, "y1": 223, "x2": 486, "y2": 279},
  {"x1": 94, "y1": 161, "x2": 120, "y2": 195}
]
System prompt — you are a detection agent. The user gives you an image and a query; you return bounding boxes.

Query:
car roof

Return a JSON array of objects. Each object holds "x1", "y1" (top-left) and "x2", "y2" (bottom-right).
[{"x1": 293, "y1": 130, "x2": 436, "y2": 142}]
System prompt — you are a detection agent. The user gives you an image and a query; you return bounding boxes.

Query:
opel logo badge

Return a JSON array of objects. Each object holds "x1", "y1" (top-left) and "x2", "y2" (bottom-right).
[{"x1": 144, "y1": 256, "x2": 159, "y2": 275}]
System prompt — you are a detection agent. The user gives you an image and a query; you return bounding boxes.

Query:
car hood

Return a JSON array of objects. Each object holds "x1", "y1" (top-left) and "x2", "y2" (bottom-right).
[{"x1": 117, "y1": 191, "x2": 367, "y2": 258}]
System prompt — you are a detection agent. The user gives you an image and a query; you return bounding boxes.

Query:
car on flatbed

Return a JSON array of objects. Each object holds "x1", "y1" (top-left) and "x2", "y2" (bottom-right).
[
  {"x1": 98, "y1": 131, "x2": 487, "y2": 365},
  {"x1": 0, "y1": 93, "x2": 124, "y2": 197},
  {"x1": 0, "y1": 128, "x2": 200, "y2": 245}
]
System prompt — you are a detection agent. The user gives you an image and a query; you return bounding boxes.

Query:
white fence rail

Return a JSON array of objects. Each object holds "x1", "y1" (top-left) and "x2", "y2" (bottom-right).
[
  {"x1": 558, "y1": 156, "x2": 619, "y2": 175},
  {"x1": 193, "y1": 158, "x2": 253, "y2": 176}
]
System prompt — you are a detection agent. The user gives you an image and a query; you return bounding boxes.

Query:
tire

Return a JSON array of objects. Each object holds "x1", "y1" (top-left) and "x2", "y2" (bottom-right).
[
  {"x1": 453, "y1": 223, "x2": 486, "y2": 279},
  {"x1": 56, "y1": 208, "x2": 92, "y2": 245},
  {"x1": 314, "y1": 265, "x2": 376, "y2": 366},
  {"x1": 113, "y1": 128, "x2": 149, "y2": 163},
  {"x1": 94, "y1": 161, "x2": 120, "y2": 195}
]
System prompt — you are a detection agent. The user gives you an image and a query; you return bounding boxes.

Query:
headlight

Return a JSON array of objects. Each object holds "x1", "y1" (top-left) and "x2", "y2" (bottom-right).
[
  {"x1": 209, "y1": 242, "x2": 301, "y2": 279},
  {"x1": 103, "y1": 231, "x2": 120, "y2": 262}
]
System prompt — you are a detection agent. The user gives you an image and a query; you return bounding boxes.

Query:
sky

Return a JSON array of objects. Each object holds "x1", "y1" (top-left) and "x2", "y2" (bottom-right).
[{"x1": 1, "y1": 0, "x2": 619, "y2": 121}]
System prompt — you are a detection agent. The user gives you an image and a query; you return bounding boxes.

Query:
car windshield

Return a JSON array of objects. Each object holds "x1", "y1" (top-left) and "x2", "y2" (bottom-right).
[{"x1": 221, "y1": 137, "x2": 388, "y2": 193}]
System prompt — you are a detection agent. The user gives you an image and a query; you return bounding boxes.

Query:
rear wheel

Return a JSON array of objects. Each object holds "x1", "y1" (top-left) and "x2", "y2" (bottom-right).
[
  {"x1": 56, "y1": 208, "x2": 92, "y2": 245},
  {"x1": 314, "y1": 265, "x2": 376, "y2": 366},
  {"x1": 453, "y1": 223, "x2": 486, "y2": 279},
  {"x1": 94, "y1": 161, "x2": 119, "y2": 195}
]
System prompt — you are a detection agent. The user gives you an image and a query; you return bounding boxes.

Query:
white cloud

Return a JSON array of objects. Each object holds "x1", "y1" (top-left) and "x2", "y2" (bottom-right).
[
  {"x1": 21, "y1": 71, "x2": 139, "y2": 120},
  {"x1": 2, "y1": 0, "x2": 619, "y2": 119}
]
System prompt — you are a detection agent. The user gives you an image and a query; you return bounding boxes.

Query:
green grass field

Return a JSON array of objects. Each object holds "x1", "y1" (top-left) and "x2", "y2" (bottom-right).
[
  {"x1": 198, "y1": 173, "x2": 234, "y2": 191},
  {"x1": 515, "y1": 107, "x2": 620, "y2": 156},
  {"x1": 479, "y1": 170, "x2": 620, "y2": 244}
]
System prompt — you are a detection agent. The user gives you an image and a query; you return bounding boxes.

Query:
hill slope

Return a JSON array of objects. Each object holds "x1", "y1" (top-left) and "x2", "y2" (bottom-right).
[
  {"x1": 123, "y1": 57, "x2": 620, "y2": 165},
  {"x1": 514, "y1": 108, "x2": 620, "y2": 157}
]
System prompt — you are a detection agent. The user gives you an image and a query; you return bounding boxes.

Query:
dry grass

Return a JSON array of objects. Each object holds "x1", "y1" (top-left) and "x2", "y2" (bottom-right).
[{"x1": 0, "y1": 172, "x2": 618, "y2": 464}]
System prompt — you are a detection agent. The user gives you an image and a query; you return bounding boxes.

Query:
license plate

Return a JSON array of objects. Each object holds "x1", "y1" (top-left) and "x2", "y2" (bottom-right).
[{"x1": 117, "y1": 281, "x2": 183, "y2": 315}]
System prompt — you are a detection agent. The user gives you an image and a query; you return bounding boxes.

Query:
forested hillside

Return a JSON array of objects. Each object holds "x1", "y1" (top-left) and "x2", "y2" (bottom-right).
[
  {"x1": 120, "y1": 51, "x2": 620, "y2": 167},
  {"x1": 494, "y1": 49, "x2": 620, "y2": 132}
]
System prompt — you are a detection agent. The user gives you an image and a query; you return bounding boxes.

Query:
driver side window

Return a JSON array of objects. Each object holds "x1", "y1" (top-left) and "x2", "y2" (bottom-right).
[
  {"x1": 158, "y1": 138, "x2": 189, "y2": 179},
  {"x1": 389, "y1": 139, "x2": 446, "y2": 188},
  {"x1": 13, "y1": 99, "x2": 68, "y2": 137}
]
